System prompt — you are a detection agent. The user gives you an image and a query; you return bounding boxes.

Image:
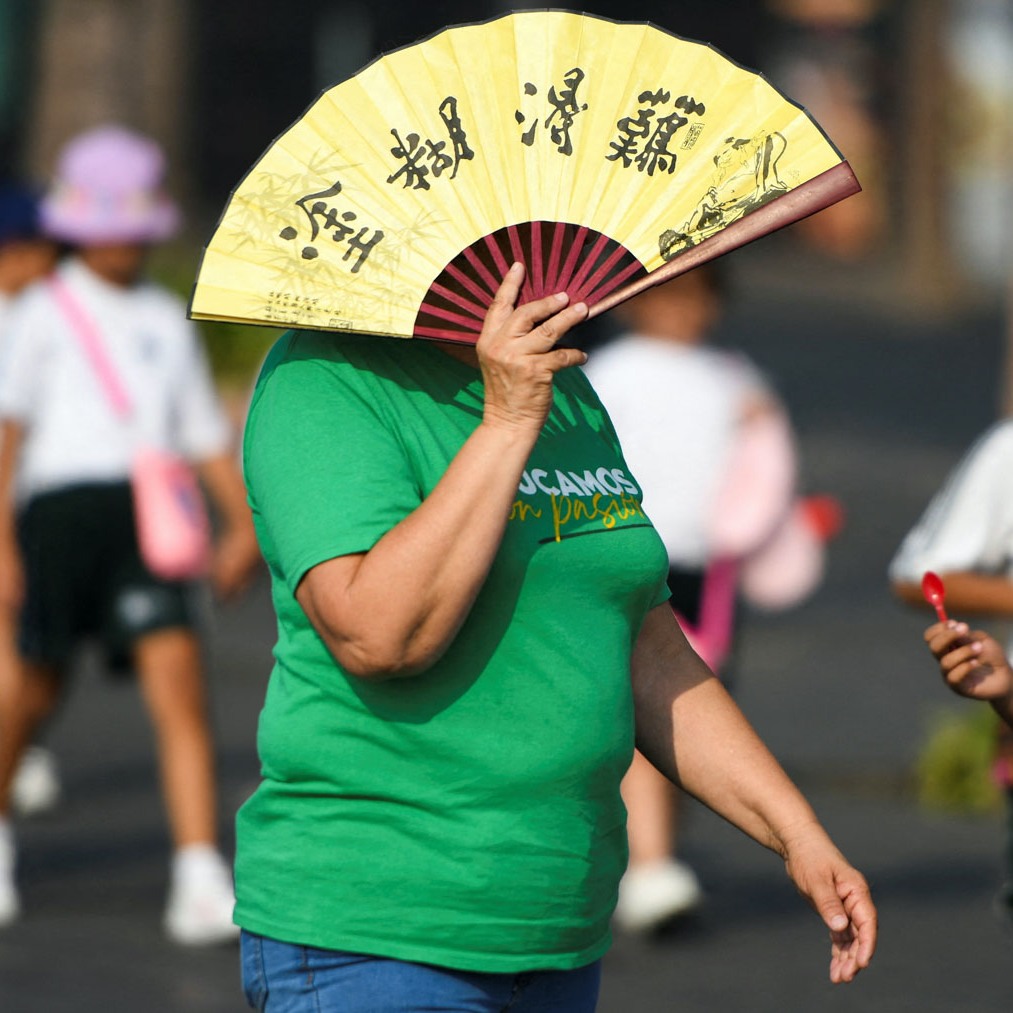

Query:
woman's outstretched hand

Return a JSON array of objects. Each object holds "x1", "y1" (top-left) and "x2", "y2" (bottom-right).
[
  {"x1": 780, "y1": 824, "x2": 877, "y2": 983},
  {"x1": 477, "y1": 263, "x2": 588, "y2": 436}
]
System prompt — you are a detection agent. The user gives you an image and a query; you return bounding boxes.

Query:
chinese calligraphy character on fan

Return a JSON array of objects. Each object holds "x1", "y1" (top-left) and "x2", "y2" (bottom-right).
[
  {"x1": 607, "y1": 90, "x2": 706, "y2": 175},
  {"x1": 386, "y1": 96, "x2": 474, "y2": 191},
  {"x1": 279, "y1": 180, "x2": 385, "y2": 273},
  {"x1": 514, "y1": 67, "x2": 588, "y2": 155}
]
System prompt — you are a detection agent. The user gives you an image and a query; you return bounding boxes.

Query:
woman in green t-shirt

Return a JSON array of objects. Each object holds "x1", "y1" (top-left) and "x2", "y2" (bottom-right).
[{"x1": 236, "y1": 263, "x2": 877, "y2": 1012}]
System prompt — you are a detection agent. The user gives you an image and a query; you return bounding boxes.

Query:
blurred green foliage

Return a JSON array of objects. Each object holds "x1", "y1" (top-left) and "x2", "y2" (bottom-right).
[
  {"x1": 915, "y1": 705, "x2": 1004, "y2": 815},
  {"x1": 149, "y1": 244, "x2": 280, "y2": 391}
]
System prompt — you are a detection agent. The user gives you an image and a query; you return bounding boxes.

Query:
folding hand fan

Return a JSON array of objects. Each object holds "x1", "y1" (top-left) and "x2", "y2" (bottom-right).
[{"x1": 189, "y1": 10, "x2": 860, "y2": 343}]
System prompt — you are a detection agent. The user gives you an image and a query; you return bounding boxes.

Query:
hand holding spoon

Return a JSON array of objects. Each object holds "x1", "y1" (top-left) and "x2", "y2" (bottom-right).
[{"x1": 921, "y1": 571, "x2": 949, "y2": 623}]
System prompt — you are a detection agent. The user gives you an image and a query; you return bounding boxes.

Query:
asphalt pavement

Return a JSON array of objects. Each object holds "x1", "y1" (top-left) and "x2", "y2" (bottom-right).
[{"x1": 1, "y1": 249, "x2": 1011, "y2": 1011}]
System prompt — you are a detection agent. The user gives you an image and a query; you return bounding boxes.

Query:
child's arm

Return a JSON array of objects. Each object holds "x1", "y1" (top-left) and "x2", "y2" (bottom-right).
[
  {"x1": 196, "y1": 453, "x2": 262, "y2": 600},
  {"x1": 0, "y1": 419, "x2": 25, "y2": 610},
  {"x1": 924, "y1": 620, "x2": 1013, "y2": 728},
  {"x1": 898, "y1": 571, "x2": 1013, "y2": 617}
]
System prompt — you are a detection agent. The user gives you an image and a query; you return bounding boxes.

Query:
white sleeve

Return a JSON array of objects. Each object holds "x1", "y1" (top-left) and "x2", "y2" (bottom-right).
[
  {"x1": 172, "y1": 322, "x2": 232, "y2": 461},
  {"x1": 0, "y1": 291, "x2": 48, "y2": 425},
  {"x1": 889, "y1": 422, "x2": 1013, "y2": 581}
]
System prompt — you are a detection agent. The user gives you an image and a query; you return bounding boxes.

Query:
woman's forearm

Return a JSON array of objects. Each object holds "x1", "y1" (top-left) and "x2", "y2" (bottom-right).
[
  {"x1": 631, "y1": 605, "x2": 877, "y2": 982},
  {"x1": 631, "y1": 604, "x2": 826, "y2": 855}
]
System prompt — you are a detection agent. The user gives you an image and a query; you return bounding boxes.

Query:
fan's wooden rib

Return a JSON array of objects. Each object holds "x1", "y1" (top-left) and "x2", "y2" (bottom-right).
[
  {"x1": 444, "y1": 261, "x2": 496, "y2": 305},
  {"x1": 557, "y1": 225, "x2": 589, "y2": 292},
  {"x1": 483, "y1": 233, "x2": 511, "y2": 283},
  {"x1": 591, "y1": 257, "x2": 648, "y2": 303},
  {"x1": 529, "y1": 221, "x2": 544, "y2": 298},
  {"x1": 414, "y1": 323, "x2": 478, "y2": 342},
  {"x1": 568, "y1": 233, "x2": 611, "y2": 298},
  {"x1": 545, "y1": 221, "x2": 567, "y2": 294},
  {"x1": 461, "y1": 246, "x2": 502, "y2": 297},
  {"x1": 574, "y1": 244, "x2": 634, "y2": 304},
  {"x1": 416, "y1": 300, "x2": 485, "y2": 329},
  {"x1": 427, "y1": 281, "x2": 488, "y2": 320}
]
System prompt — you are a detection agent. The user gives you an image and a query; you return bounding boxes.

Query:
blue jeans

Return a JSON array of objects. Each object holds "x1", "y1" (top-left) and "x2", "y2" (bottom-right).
[{"x1": 240, "y1": 931, "x2": 602, "y2": 1012}]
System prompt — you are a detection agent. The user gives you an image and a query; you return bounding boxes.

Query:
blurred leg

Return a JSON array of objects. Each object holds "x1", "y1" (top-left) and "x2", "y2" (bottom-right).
[
  {"x1": 615, "y1": 749, "x2": 702, "y2": 933},
  {"x1": 133, "y1": 627, "x2": 216, "y2": 847},
  {"x1": 1, "y1": 608, "x2": 61, "y2": 817},
  {"x1": 133, "y1": 626, "x2": 237, "y2": 945},
  {"x1": 0, "y1": 654, "x2": 61, "y2": 815},
  {"x1": 622, "y1": 748, "x2": 676, "y2": 866},
  {"x1": 0, "y1": 655, "x2": 61, "y2": 926}
]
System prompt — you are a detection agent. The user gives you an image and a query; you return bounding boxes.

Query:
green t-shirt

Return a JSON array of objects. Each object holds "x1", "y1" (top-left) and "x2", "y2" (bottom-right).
[{"x1": 235, "y1": 329, "x2": 670, "y2": 972}]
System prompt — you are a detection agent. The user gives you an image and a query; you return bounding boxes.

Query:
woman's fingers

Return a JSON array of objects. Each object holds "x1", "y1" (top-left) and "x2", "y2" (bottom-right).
[
  {"x1": 508, "y1": 291, "x2": 580, "y2": 343},
  {"x1": 519, "y1": 301, "x2": 589, "y2": 357},
  {"x1": 481, "y1": 263, "x2": 588, "y2": 352}
]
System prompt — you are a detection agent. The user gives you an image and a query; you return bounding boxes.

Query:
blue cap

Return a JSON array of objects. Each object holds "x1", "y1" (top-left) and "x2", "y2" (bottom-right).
[{"x1": 0, "y1": 183, "x2": 42, "y2": 244}]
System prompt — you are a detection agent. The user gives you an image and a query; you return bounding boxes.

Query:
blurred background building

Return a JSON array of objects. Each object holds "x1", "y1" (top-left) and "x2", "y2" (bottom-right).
[{"x1": 0, "y1": 0, "x2": 1010, "y2": 356}]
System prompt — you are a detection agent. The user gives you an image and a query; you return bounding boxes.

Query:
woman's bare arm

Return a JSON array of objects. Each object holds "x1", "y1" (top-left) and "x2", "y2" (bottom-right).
[{"x1": 631, "y1": 604, "x2": 877, "y2": 983}]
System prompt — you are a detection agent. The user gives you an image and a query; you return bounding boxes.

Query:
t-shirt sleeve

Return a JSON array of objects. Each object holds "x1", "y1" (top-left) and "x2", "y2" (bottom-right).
[
  {"x1": 889, "y1": 423, "x2": 1013, "y2": 581},
  {"x1": 244, "y1": 339, "x2": 423, "y2": 593}
]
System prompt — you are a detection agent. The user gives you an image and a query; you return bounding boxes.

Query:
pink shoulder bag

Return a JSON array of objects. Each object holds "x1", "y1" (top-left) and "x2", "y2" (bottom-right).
[{"x1": 51, "y1": 277, "x2": 211, "y2": 581}]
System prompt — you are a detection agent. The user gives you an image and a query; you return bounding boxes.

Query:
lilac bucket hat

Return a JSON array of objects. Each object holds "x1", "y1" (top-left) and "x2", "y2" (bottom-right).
[{"x1": 39, "y1": 125, "x2": 180, "y2": 244}]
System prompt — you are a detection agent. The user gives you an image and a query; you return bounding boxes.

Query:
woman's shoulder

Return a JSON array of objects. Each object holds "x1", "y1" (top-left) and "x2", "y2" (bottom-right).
[
  {"x1": 251, "y1": 329, "x2": 421, "y2": 412},
  {"x1": 260, "y1": 328, "x2": 402, "y2": 375}
]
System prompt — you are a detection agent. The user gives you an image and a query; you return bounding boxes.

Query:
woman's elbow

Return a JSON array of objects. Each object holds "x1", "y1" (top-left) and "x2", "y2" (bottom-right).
[
  {"x1": 296, "y1": 572, "x2": 447, "y2": 679},
  {"x1": 327, "y1": 633, "x2": 440, "y2": 682}
]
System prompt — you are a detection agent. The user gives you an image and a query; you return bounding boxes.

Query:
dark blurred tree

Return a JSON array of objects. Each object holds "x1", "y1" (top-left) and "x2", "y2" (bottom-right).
[
  {"x1": 0, "y1": 0, "x2": 42, "y2": 176},
  {"x1": 24, "y1": 0, "x2": 192, "y2": 200}
]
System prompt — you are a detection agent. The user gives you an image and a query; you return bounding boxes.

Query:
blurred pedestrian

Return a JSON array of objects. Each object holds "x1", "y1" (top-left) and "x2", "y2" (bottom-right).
[
  {"x1": 584, "y1": 265, "x2": 834, "y2": 933},
  {"x1": 0, "y1": 183, "x2": 61, "y2": 818},
  {"x1": 890, "y1": 418, "x2": 1013, "y2": 922},
  {"x1": 0, "y1": 125, "x2": 261, "y2": 941},
  {"x1": 923, "y1": 620, "x2": 1013, "y2": 730}
]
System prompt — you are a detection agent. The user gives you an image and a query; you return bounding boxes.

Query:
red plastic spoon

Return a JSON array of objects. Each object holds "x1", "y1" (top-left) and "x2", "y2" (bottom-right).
[{"x1": 921, "y1": 571, "x2": 949, "y2": 622}]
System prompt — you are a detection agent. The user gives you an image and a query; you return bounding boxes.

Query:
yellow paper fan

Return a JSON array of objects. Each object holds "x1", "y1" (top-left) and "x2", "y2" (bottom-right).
[{"x1": 189, "y1": 10, "x2": 859, "y2": 342}]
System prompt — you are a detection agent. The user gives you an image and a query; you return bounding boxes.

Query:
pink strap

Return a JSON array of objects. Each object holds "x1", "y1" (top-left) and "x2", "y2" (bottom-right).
[
  {"x1": 675, "y1": 557, "x2": 738, "y2": 672},
  {"x1": 50, "y1": 276, "x2": 133, "y2": 418}
]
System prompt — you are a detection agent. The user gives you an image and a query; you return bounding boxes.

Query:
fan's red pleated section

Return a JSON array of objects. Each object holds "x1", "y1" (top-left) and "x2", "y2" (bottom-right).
[{"x1": 414, "y1": 221, "x2": 647, "y2": 343}]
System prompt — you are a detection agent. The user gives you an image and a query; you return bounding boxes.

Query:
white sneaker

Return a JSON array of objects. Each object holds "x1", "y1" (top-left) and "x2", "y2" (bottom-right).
[
  {"x1": 614, "y1": 858, "x2": 703, "y2": 933},
  {"x1": 12, "y1": 746, "x2": 61, "y2": 817},
  {"x1": 0, "y1": 822, "x2": 20, "y2": 927},
  {"x1": 164, "y1": 845, "x2": 240, "y2": 946}
]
